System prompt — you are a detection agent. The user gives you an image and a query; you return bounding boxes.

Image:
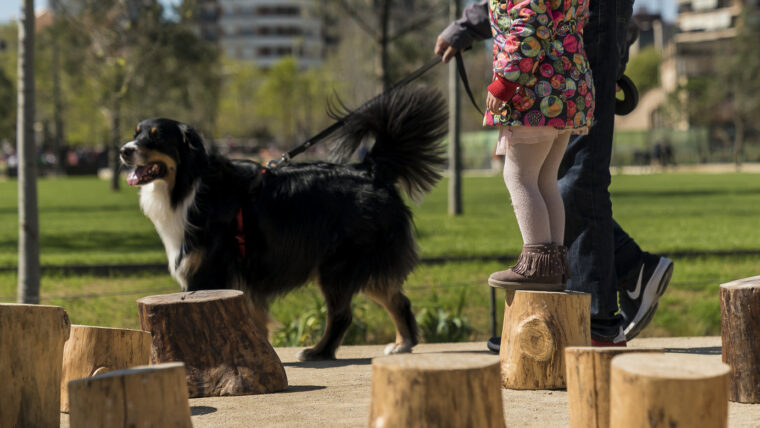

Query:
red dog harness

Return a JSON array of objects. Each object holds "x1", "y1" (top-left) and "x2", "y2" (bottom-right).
[{"x1": 235, "y1": 208, "x2": 246, "y2": 258}]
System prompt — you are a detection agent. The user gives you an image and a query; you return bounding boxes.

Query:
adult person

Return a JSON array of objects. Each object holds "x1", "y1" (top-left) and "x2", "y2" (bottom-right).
[{"x1": 436, "y1": 0, "x2": 673, "y2": 350}]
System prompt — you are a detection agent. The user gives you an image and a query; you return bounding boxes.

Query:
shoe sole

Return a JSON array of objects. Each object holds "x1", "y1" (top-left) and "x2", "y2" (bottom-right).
[
  {"x1": 488, "y1": 277, "x2": 564, "y2": 291},
  {"x1": 624, "y1": 257, "x2": 673, "y2": 340}
]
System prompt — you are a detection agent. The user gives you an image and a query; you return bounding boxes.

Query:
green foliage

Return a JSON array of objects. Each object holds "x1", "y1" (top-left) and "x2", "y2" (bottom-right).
[
  {"x1": 416, "y1": 290, "x2": 472, "y2": 343},
  {"x1": 270, "y1": 293, "x2": 369, "y2": 347},
  {"x1": 625, "y1": 47, "x2": 660, "y2": 95}
]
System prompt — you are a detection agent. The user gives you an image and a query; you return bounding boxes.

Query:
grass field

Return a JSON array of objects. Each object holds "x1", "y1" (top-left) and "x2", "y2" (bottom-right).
[{"x1": 1, "y1": 172, "x2": 759, "y2": 343}]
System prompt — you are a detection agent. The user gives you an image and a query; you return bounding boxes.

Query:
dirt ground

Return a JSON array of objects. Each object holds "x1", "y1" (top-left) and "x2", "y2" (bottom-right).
[{"x1": 60, "y1": 337, "x2": 759, "y2": 427}]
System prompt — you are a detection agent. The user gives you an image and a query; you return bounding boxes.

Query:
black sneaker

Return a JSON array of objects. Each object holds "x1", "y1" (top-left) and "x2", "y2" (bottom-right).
[
  {"x1": 487, "y1": 336, "x2": 500, "y2": 353},
  {"x1": 619, "y1": 253, "x2": 673, "y2": 340}
]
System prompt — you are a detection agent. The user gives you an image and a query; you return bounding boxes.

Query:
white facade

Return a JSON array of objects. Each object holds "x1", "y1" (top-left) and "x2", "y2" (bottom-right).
[{"x1": 217, "y1": 0, "x2": 323, "y2": 68}]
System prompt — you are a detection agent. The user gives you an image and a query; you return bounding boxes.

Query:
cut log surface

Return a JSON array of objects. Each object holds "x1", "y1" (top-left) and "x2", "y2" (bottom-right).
[
  {"x1": 137, "y1": 289, "x2": 287, "y2": 397},
  {"x1": 369, "y1": 353, "x2": 505, "y2": 428},
  {"x1": 565, "y1": 347, "x2": 663, "y2": 428},
  {"x1": 720, "y1": 276, "x2": 760, "y2": 403},
  {"x1": 500, "y1": 290, "x2": 591, "y2": 389},
  {"x1": 60, "y1": 325, "x2": 152, "y2": 412},
  {"x1": 610, "y1": 353, "x2": 730, "y2": 428},
  {"x1": 0, "y1": 303, "x2": 70, "y2": 428},
  {"x1": 68, "y1": 362, "x2": 192, "y2": 428}
]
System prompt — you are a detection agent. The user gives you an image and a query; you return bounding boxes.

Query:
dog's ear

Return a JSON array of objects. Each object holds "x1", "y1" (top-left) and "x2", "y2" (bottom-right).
[{"x1": 177, "y1": 123, "x2": 204, "y2": 151}]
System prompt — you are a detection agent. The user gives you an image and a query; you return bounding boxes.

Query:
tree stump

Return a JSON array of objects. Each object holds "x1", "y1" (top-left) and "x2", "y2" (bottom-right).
[
  {"x1": 500, "y1": 290, "x2": 590, "y2": 389},
  {"x1": 565, "y1": 347, "x2": 663, "y2": 428},
  {"x1": 68, "y1": 362, "x2": 192, "y2": 428},
  {"x1": 0, "y1": 303, "x2": 70, "y2": 428},
  {"x1": 60, "y1": 325, "x2": 152, "y2": 412},
  {"x1": 369, "y1": 353, "x2": 505, "y2": 428},
  {"x1": 137, "y1": 289, "x2": 287, "y2": 397},
  {"x1": 720, "y1": 275, "x2": 760, "y2": 403},
  {"x1": 610, "y1": 353, "x2": 730, "y2": 428}
]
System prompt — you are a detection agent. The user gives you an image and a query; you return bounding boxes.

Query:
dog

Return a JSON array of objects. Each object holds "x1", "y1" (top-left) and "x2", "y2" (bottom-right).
[{"x1": 119, "y1": 87, "x2": 448, "y2": 361}]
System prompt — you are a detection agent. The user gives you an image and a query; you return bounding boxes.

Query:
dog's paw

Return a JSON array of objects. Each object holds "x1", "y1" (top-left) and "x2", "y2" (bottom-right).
[
  {"x1": 383, "y1": 342, "x2": 414, "y2": 355},
  {"x1": 297, "y1": 348, "x2": 336, "y2": 362}
]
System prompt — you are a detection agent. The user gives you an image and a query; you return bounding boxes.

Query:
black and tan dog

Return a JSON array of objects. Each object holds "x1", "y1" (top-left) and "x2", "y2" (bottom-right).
[{"x1": 119, "y1": 87, "x2": 447, "y2": 360}]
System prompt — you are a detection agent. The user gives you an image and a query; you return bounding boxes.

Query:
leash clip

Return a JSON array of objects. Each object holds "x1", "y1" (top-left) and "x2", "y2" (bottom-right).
[{"x1": 267, "y1": 152, "x2": 291, "y2": 169}]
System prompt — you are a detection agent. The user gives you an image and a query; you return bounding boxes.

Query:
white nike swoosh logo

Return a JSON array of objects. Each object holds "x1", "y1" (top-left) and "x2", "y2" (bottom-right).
[{"x1": 627, "y1": 265, "x2": 645, "y2": 300}]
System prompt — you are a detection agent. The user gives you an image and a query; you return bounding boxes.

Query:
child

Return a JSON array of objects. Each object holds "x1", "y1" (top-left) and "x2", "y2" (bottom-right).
[{"x1": 485, "y1": 0, "x2": 594, "y2": 290}]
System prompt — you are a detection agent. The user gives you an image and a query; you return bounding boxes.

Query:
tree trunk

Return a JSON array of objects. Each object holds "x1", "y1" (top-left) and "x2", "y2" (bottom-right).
[
  {"x1": 68, "y1": 362, "x2": 192, "y2": 428},
  {"x1": 610, "y1": 353, "x2": 729, "y2": 428},
  {"x1": 110, "y1": 96, "x2": 121, "y2": 191},
  {"x1": 720, "y1": 276, "x2": 760, "y2": 403},
  {"x1": 137, "y1": 290, "x2": 288, "y2": 397},
  {"x1": 61, "y1": 325, "x2": 152, "y2": 412},
  {"x1": 733, "y1": 117, "x2": 744, "y2": 169},
  {"x1": 369, "y1": 353, "x2": 505, "y2": 428},
  {"x1": 378, "y1": 0, "x2": 392, "y2": 91},
  {"x1": 17, "y1": 0, "x2": 40, "y2": 304},
  {"x1": 500, "y1": 290, "x2": 591, "y2": 389},
  {"x1": 565, "y1": 346, "x2": 664, "y2": 428},
  {"x1": 0, "y1": 303, "x2": 71, "y2": 428},
  {"x1": 448, "y1": 0, "x2": 462, "y2": 216},
  {"x1": 51, "y1": 0, "x2": 65, "y2": 176}
]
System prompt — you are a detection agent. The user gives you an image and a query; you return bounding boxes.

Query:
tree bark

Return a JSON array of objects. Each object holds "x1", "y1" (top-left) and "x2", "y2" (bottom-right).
[
  {"x1": 51, "y1": 0, "x2": 65, "y2": 176},
  {"x1": 68, "y1": 362, "x2": 192, "y2": 428},
  {"x1": 17, "y1": 0, "x2": 40, "y2": 304},
  {"x1": 610, "y1": 353, "x2": 729, "y2": 428},
  {"x1": 565, "y1": 347, "x2": 663, "y2": 428},
  {"x1": 61, "y1": 325, "x2": 152, "y2": 412},
  {"x1": 0, "y1": 303, "x2": 70, "y2": 428},
  {"x1": 378, "y1": 0, "x2": 392, "y2": 91},
  {"x1": 369, "y1": 353, "x2": 505, "y2": 428},
  {"x1": 500, "y1": 290, "x2": 590, "y2": 389},
  {"x1": 110, "y1": 94, "x2": 122, "y2": 191},
  {"x1": 137, "y1": 290, "x2": 288, "y2": 397},
  {"x1": 720, "y1": 275, "x2": 760, "y2": 403}
]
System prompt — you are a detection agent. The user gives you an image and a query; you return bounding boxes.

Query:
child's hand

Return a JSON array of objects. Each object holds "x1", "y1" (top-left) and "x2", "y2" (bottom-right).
[{"x1": 487, "y1": 92, "x2": 504, "y2": 114}]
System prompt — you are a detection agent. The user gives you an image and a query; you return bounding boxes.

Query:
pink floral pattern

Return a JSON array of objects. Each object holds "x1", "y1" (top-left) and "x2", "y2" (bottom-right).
[{"x1": 484, "y1": 0, "x2": 595, "y2": 131}]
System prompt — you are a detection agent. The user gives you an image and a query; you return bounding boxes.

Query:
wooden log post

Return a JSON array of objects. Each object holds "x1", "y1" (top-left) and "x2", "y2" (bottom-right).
[
  {"x1": 60, "y1": 325, "x2": 152, "y2": 412},
  {"x1": 565, "y1": 347, "x2": 663, "y2": 428},
  {"x1": 137, "y1": 290, "x2": 287, "y2": 397},
  {"x1": 369, "y1": 353, "x2": 505, "y2": 428},
  {"x1": 720, "y1": 275, "x2": 760, "y2": 403},
  {"x1": 500, "y1": 290, "x2": 590, "y2": 389},
  {"x1": 68, "y1": 362, "x2": 192, "y2": 428},
  {"x1": 0, "y1": 303, "x2": 70, "y2": 428},
  {"x1": 610, "y1": 353, "x2": 730, "y2": 428}
]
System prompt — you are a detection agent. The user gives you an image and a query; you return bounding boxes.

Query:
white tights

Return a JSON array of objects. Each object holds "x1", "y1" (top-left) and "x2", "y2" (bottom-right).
[{"x1": 500, "y1": 127, "x2": 571, "y2": 246}]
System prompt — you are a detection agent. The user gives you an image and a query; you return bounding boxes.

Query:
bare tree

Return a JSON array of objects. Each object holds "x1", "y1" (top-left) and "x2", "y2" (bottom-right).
[
  {"x1": 17, "y1": 0, "x2": 40, "y2": 304},
  {"x1": 336, "y1": 0, "x2": 440, "y2": 90}
]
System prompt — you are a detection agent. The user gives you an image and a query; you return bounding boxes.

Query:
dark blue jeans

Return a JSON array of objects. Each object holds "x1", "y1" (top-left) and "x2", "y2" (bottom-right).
[{"x1": 558, "y1": 0, "x2": 641, "y2": 341}]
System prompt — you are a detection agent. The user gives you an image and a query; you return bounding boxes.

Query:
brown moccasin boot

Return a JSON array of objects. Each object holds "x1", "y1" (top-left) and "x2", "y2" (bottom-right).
[{"x1": 488, "y1": 244, "x2": 564, "y2": 291}]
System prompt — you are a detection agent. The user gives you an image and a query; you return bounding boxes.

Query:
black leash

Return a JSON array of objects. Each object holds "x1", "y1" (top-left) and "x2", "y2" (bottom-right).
[{"x1": 267, "y1": 52, "x2": 482, "y2": 168}]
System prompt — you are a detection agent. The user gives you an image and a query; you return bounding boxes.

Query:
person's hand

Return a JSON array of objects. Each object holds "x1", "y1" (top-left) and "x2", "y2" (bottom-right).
[
  {"x1": 434, "y1": 37, "x2": 459, "y2": 63},
  {"x1": 487, "y1": 92, "x2": 503, "y2": 114}
]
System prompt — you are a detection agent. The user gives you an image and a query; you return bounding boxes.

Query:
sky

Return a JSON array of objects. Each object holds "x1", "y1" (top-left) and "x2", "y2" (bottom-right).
[{"x1": 0, "y1": 0, "x2": 677, "y2": 24}]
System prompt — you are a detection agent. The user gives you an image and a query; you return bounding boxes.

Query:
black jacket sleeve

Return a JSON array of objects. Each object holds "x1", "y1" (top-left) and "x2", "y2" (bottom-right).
[{"x1": 438, "y1": 0, "x2": 491, "y2": 50}]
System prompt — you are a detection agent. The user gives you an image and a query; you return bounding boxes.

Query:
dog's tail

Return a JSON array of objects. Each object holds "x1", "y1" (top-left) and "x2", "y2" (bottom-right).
[{"x1": 330, "y1": 86, "x2": 448, "y2": 201}]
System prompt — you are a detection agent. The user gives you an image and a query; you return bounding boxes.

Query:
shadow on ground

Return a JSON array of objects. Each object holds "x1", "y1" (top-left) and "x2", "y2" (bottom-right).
[
  {"x1": 665, "y1": 346, "x2": 721, "y2": 355},
  {"x1": 191, "y1": 406, "x2": 217, "y2": 416},
  {"x1": 283, "y1": 357, "x2": 372, "y2": 368}
]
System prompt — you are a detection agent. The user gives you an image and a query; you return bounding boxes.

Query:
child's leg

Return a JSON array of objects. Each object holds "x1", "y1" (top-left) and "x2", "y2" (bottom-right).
[
  {"x1": 503, "y1": 132, "x2": 557, "y2": 245},
  {"x1": 538, "y1": 131, "x2": 572, "y2": 244}
]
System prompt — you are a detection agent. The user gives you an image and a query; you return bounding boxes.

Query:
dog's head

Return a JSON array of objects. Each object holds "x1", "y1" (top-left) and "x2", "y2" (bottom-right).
[{"x1": 120, "y1": 118, "x2": 208, "y2": 192}]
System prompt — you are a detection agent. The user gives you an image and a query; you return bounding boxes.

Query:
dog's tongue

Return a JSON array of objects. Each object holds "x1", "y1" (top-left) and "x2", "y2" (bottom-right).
[{"x1": 127, "y1": 166, "x2": 146, "y2": 186}]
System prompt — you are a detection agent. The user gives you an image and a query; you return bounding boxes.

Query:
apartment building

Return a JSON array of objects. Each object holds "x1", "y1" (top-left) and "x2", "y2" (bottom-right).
[
  {"x1": 674, "y1": 0, "x2": 757, "y2": 80},
  {"x1": 194, "y1": 0, "x2": 324, "y2": 68}
]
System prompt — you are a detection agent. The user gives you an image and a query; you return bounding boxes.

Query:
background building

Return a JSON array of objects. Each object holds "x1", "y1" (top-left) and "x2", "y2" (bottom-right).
[{"x1": 204, "y1": 0, "x2": 324, "y2": 68}]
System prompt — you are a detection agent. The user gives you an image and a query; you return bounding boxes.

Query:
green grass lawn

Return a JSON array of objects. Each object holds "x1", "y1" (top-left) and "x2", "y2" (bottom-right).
[{"x1": 1, "y1": 172, "x2": 759, "y2": 342}]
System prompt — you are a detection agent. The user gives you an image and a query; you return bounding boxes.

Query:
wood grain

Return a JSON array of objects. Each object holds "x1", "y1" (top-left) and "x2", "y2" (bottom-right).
[
  {"x1": 137, "y1": 290, "x2": 287, "y2": 397},
  {"x1": 720, "y1": 276, "x2": 760, "y2": 403}
]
